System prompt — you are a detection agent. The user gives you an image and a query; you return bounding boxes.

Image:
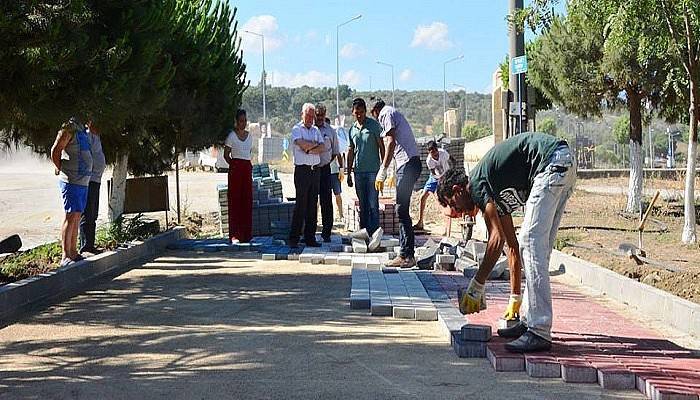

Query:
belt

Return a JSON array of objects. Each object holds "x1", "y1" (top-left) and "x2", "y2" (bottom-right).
[{"x1": 296, "y1": 164, "x2": 319, "y2": 170}]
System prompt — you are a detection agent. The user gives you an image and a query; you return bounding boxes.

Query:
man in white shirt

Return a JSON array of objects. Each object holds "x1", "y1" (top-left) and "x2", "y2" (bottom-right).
[
  {"x1": 289, "y1": 103, "x2": 325, "y2": 248},
  {"x1": 414, "y1": 140, "x2": 452, "y2": 235},
  {"x1": 315, "y1": 104, "x2": 340, "y2": 242}
]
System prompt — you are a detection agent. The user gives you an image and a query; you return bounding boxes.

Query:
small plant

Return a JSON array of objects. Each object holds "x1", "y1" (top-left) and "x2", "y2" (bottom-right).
[
  {"x1": 95, "y1": 214, "x2": 160, "y2": 250},
  {"x1": 554, "y1": 232, "x2": 578, "y2": 251},
  {"x1": 0, "y1": 242, "x2": 63, "y2": 283}
]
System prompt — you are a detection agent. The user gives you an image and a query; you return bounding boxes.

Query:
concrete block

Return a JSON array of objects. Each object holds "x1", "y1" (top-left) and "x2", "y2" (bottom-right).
[
  {"x1": 393, "y1": 246, "x2": 402, "y2": 254},
  {"x1": 414, "y1": 307, "x2": 438, "y2": 321},
  {"x1": 525, "y1": 356, "x2": 561, "y2": 378},
  {"x1": 262, "y1": 254, "x2": 276, "y2": 261},
  {"x1": 452, "y1": 332, "x2": 487, "y2": 358},
  {"x1": 350, "y1": 298, "x2": 370, "y2": 309},
  {"x1": 486, "y1": 347, "x2": 525, "y2": 371},
  {"x1": 311, "y1": 255, "x2": 324, "y2": 265},
  {"x1": 381, "y1": 238, "x2": 400, "y2": 248},
  {"x1": 436, "y1": 254, "x2": 456, "y2": 264},
  {"x1": 287, "y1": 253, "x2": 300, "y2": 261},
  {"x1": 366, "y1": 257, "x2": 381, "y2": 270},
  {"x1": 597, "y1": 369, "x2": 635, "y2": 390},
  {"x1": 299, "y1": 253, "x2": 314, "y2": 263},
  {"x1": 324, "y1": 254, "x2": 338, "y2": 264},
  {"x1": 337, "y1": 255, "x2": 352, "y2": 266},
  {"x1": 461, "y1": 324, "x2": 492, "y2": 342},
  {"x1": 370, "y1": 303, "x2": 392, "y2": 316},
  {"x1": 343, "y1": 245, "x2": 354, "y2": 253},
  {"x1": 561, "y1": 363, "x2": 598, "y2": 383},
  {"x1": 393, "y1": 307, "x2": 416, "y2": 319},
  {"x1": 352, "y1": 239, "x2": 368, "y2": 253}
]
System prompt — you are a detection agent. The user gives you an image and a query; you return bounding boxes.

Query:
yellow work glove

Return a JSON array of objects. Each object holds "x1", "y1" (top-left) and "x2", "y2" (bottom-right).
[
  {"x1": 375, "y1": 167, "x2": 387, "y2": 194},
  {"x1": 386, "y1": 175, "x2": 396, "y2": 188},
  {"x1": 458, "y1": 278, "x2": 487, "y2": 315},
  {"x1": 338, "y1": 170, "x2": 345, "y2": 183},
  {"x1": 503, "y1": 294, "x2": 522, "y2": 321}
]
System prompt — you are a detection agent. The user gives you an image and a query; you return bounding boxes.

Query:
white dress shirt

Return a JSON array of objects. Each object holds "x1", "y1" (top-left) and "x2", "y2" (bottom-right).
[{"x1": 291, "y1": 122, "x2": 323, "y2": 166}]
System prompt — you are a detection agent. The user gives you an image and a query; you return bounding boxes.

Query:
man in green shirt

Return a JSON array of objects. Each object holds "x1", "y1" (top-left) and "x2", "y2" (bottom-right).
[
  {"x1": 346, "y1": 98, "x2": 385, "y2": 234},
  {"x1": 437, "y1": 132, "x2": 576, "y2": 353}
]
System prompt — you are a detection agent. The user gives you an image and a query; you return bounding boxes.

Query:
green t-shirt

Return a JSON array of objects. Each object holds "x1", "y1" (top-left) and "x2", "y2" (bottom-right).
[
  {"x1": 469, "y1": 132, "x2": 565, "y2": 215},
  {"x1": 349, "y1": 117, "x2": 382, "y2": 173}
]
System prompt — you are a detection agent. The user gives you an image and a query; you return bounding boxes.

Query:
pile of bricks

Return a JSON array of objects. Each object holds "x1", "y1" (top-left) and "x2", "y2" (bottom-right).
[
  {"x1": 414, "y1": 136, "x2": 467, "y2": 191},
  {"x1": 344, "y1": 198, "x2": 400, "y2": 235}
]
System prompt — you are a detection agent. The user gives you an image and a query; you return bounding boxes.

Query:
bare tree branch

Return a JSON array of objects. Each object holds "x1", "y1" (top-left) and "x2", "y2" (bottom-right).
[{"x1": 660, "y1": 0, "x2": 692, "y2": 76}]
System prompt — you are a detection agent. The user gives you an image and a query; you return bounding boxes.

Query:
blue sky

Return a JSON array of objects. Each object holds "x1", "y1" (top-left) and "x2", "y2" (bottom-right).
[{"x1": 230, "y1": 0, "x2": 565, "y2": 94}]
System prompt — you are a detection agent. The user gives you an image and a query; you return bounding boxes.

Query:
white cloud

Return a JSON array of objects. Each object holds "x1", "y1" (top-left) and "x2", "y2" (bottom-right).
[
  {"x1": 399, "y1": 69, "x2": 413, "y2": 82},
  {"x1": 340, "y1": 43, "x2": 365, "y2": 59},
  {"x1": 241, "y1": 15, "x2": 283, "y2": 54},
  {"x1": 341, "y1": 70, "x2": 362, "y2": 87},
  {"x1": 272, "y1": 70, "x2": 335, "y2": 88},
  {"x1": 410, "y1": 21, "x2": 453, "y2": 50}
]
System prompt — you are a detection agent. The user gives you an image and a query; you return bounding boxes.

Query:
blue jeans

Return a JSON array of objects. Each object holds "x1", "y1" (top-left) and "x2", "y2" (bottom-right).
[
  {"x1": 354, "y1": 171, "x2": 379, "y2": 234},
  {"x1": 520, "y1": 144, "x2": 577, "y2": 342},
  {"x1": 396, "y1": 156, "x2": 421, "y2": 258}
]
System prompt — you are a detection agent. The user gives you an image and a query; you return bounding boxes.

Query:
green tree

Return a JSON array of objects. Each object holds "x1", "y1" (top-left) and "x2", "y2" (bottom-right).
[
  {"x1": 613, "y1": 115, "x2": 630, "y2": 145},
  {"x1": 539, "y1": 117, "x2": 557, "y2": 135},
  {"x1": 462, "y1": 123, "x2": 492, "y2": 141}
]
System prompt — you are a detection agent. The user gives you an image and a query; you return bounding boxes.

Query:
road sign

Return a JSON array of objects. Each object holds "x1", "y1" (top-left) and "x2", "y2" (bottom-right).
[{"x1": 511, "y1": 55, "x2": 528, "y2": 75}]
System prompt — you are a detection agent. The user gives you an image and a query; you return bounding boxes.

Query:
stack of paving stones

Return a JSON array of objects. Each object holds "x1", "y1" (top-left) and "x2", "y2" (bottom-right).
[
  {"x1": 422, "y1": 270, "x2": 700, "y2": 399},
  {"x1": 344, "y1": 198, "x2": 400, "y2": 235},
  {"x1": 218, "y1": 163, "x2": 294, "y2": 237},
  {"x1": 455, "y1": 239, "x2": 509, "y2": 280},
  {"x1": 257, "y1": 137, "x2": 286, "y2": 163},
  {"x1": 414, "y1": 136, "x2": 467, "y2": 191}
]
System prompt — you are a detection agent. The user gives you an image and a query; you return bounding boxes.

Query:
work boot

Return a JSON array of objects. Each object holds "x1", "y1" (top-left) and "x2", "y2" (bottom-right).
[
  {"x1": 497, "y1": 321, "x2": 527, "y2": 338},
  {"x1": 504, "y1": 331, "x2": 552, "y2": 353}
]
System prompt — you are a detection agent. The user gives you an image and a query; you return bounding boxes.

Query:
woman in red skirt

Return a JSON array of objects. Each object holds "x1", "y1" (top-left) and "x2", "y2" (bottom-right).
[{"x1": 224, "y1": 109, "x2": 253, "y2": 243}]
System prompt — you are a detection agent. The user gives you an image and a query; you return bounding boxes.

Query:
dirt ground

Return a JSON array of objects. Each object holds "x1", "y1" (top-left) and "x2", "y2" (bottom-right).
[{"x1": 418, "y1": 176, "x2": 700, "y2": 305}]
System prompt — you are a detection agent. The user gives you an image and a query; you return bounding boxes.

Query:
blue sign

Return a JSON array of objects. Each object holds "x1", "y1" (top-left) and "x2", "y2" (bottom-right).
[
  {"x1": 511, "y1": 55, "x2": 528, "y2": 75},
  {"x1": 282, "y1": 137, "x2": 289, "y2": 150}
]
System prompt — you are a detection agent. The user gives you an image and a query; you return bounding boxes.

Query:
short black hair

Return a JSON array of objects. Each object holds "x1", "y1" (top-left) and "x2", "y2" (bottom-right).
[
  {"x1": 236, "y1": 109, "x2": 246, "y2": 119},
  {"x1": 370, "y1": 96, "x2": 385, "y2": 112},
  {"x1": 352, "y1": 98, "x2": 366, "y2": 110},
  {"x1": 427, "y1": 140, "x2": 438, "y2": 150},
  {"x1": 436, "y1": 168, "x2": 469, "y2": 207}
]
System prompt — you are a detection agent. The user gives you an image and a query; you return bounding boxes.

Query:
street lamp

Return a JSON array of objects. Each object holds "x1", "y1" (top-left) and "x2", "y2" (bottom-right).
[
  {"x1": 443, "y1": 55, "x2": 464, "y2": 131},
  {"x1": 243, "y1": 30, "x2": 267, "y2": 132},
  {"x1": 336, "y1": 14, "x2": 362, "y2": 119},
  {"x1": 452, "y1": 83, "x2": 468, "y2": 121},
  {"x1": 376, "y1": 60, "x2": 395, "y2": 107}
]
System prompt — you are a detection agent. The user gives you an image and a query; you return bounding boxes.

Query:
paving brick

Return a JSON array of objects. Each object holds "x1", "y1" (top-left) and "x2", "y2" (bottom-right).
[
  {"x1": 324, "y1": 254, "x2": 338, "y2": 264},
  {"x1": 287, "y1": 253, "x2": 299, "y2": 261},
  {"x1": 525, "y1": 355, "x2": 561, "y2": 378},
  {"x1": 368, "y1": 270, "x2": 392, "y2": 316},
  {"x1": 461, "y1": 324, "x2": 492, "y2": 342},
  {"x1": 414, "y1": 307, "x2": 438, "y2": 321},
  {"x1": 352, "y1": 239, "x2": 368, "y2": 253},
  {"x1": 597, "y1": 368, "x2": 636, "y2": 390},
  {"x1": 393, "y1": 307, "x2": 416, "y2": 319},
  {"x1": 452, "y1": 331, "x2": 488, "y2": 358},
  {"x1": 343, "y1": 245, "x2": 354, "y2": 253},
  {"x1": 486, "y1": 345, "x2": 525, "y2": 371},
  {"x1": 261, "y1": 254, "x2": 276, "y2": 261},
  {"x1": 561, "y1": 361, "x2": 598, "y2": 383},
  {"x1": 299, "y1": 253, "x2": 313, "y2": 263},
  {"x1": 436, "y1": 254, "x2": 456, "y2": 264}
]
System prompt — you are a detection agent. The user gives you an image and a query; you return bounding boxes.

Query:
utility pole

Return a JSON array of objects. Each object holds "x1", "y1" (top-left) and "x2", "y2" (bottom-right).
[
  {"x1": 336, "y1": 15, "x2": 362, "y2": 119},
  {"x1": 509, "y1": 0, "x2": 525, "y2": 137}
]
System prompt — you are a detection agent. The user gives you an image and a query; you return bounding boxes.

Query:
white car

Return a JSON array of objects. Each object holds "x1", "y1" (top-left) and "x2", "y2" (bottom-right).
[{"x1": 199, "y1": 146, "x2": 229, "y2": 172}]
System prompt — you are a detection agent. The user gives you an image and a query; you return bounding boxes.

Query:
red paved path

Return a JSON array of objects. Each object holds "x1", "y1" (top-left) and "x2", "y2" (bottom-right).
[{"x1": 434, "y1": 272, "x2": 700, "y2": 399}]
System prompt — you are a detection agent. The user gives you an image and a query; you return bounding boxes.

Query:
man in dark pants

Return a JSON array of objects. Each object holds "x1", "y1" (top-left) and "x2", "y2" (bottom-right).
[
  {"x1": 315, "y1": 104, "x2": 340, "y2": 242},
  {"x1": 79, "y1": 120, "x2": 105, "y2": 254},
  {"x1": 289, "y1": 103, "x2": 325, "y2": 248},
  {"x1": 370, "y1": 98, "x2": 421, "y2": 268}
]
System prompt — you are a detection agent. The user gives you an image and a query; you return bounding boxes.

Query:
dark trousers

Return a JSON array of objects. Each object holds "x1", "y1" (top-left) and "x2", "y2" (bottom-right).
[
  {"x1": 290, "y1": 165, "x2": 320, "y2": 243},
  {"x1": 319, "y1": 164, "x2": 333, "y2": 239},
  {"x1": 396, "y1": 156, "x2": 421, "y2": 258},
  {"x1": 79, "y1": 181, "x2": 100, "y2": 252}
]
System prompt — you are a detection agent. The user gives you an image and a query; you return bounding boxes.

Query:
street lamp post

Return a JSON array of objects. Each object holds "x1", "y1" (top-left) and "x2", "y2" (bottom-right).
[
  {"x1": 376, "y1": 61, "x2": 395, "y2": 107},
  {"x1": 336, "y1": 14, "x2": 362, "y2": 119},
  {"x1": 452, "y1": 83, "x2": 468, "y2": 121},
  {"x1": 443, "y1": 55, "x2": 464, "y2": 133},
  {"x1": 244, "y1": 30, "x2": 267, "y2": 133}
]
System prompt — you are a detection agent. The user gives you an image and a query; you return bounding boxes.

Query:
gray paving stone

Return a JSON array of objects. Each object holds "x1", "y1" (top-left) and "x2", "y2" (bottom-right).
[
  {"x1": 486, "y1": 347, "x2": 525, "y2": 372},
  {"x1": 262, "y1": 254, "x2": 276, "y2": 261},
  {"x1": 368, "y1": 270, "x2": 392, "y2": 316},
  {"x1": 460, "y1": 324, "x2": 491, "y2": 342},
  {"x1": 436, "y1": 254, "x2": 456, "y2": 264},
  {"x1": 597, "y1": 369, "x2": 635, "y2": 390},
  {"x1": 393, "y1": 307, "x2": 416, "y2": 319},
  {"x1": 525, "y1": 357, "x2": 562, "y2": 378},
  {"x1": 352, "y1": 239, "x2": 367, "y2": 253},
  {"x1": 414, "y1": 307, "x2": 438, "y2": 321},
  {"x1": 451, "y1": 332, "x2": 487, "y2": 358},
  {"x1": 561, "y1": 363, "x2": 598, "y2": 383}
]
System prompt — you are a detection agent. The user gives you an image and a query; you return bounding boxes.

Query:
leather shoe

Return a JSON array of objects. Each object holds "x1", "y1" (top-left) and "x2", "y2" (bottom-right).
[
  {"x1": 504, "y1": 331, "x2": 552, "y2": 353},
  {"x1": 305, "y1": 240, "x2": 322, "y2": 247},
  {"x1": 497, "y1": 321, "x2": 527, "y2": 338}
]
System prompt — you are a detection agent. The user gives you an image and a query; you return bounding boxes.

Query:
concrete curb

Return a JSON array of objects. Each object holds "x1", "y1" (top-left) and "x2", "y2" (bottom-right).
[
  {"x1": 550, "y1": 249, "x2": 700, "y2": 340},
  {"x1": 0, "y1": 227, "x2": 187, "y2": 326}
]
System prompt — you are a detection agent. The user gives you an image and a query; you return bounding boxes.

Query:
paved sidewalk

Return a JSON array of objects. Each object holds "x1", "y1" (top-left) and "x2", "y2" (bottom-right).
[
  {"x1": 433, "y1": 273, "x2": 700, "y2": 398},
  {"x1": 0, "y1": 252, "x2": 639, "y2": 399}
]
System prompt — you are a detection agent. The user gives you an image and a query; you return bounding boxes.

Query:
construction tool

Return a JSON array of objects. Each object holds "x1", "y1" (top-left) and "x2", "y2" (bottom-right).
[{"x1": 638, "y1": 190, "x2": 661, "y2": 253}]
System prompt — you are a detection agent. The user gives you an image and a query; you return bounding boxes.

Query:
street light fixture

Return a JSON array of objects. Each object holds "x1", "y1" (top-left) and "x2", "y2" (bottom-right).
[
  {"x1": 452, "y1": 83, "x2": 468, "y2": 121},
  {"x1": 243, "y1": 30, "x2": 267, "y2": 133},
  {"x1": 376, "y1": 60, "x2": 395, "y2": 107},
  {"x1": 336, "y1": 14, "x2": 362, "y2": 119},
  {"x1": 443, "y1": 55, "x2": 464, "y2": 131}
]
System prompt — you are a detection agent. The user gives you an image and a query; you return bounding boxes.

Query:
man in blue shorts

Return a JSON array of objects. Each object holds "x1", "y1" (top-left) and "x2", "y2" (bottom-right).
[{"x1": 414, "y1": 140, "x2": 452, "y2": 235}]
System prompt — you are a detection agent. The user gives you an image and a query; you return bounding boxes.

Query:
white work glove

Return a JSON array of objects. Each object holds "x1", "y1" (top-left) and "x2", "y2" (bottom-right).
[
  {"x1": 458, "y1": 278, "x2": 487, "y2": 315},
  {"x1": 375, "y1": 167, "x2": 388, "y2": 193}
]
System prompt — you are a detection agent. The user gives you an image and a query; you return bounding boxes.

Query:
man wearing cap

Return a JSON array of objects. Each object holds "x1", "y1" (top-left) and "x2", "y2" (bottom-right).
[
  {"x1": 370, "y1": 98, "x2": 421, "y2": 268},
  {"x1": 436, "y1": 132, "x2": 576, "y2": 353},
  {"x1": 289, "y1": 103, "x2": 325, "y2": 248},
  {"x1": 315, "y1": 104, "x2": 340, "y2": 242}
]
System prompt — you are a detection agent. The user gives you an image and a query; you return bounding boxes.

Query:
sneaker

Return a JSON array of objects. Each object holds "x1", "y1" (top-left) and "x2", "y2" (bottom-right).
[
  {"x1": 59, "y1": 258, "x2": 74, "y2": 268},
  {"x1": 497, "y1": 321, "x2": 528, "y2": 338},
  {"x1": 385, "y1": 255, "x2": 416, "y2": 269},
  {"x1": 72, "y1": 254, "x2": 86, "y2": 262},
  {"x1": 504, "y1": 331, "x2": 552, "y2": 353}
]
